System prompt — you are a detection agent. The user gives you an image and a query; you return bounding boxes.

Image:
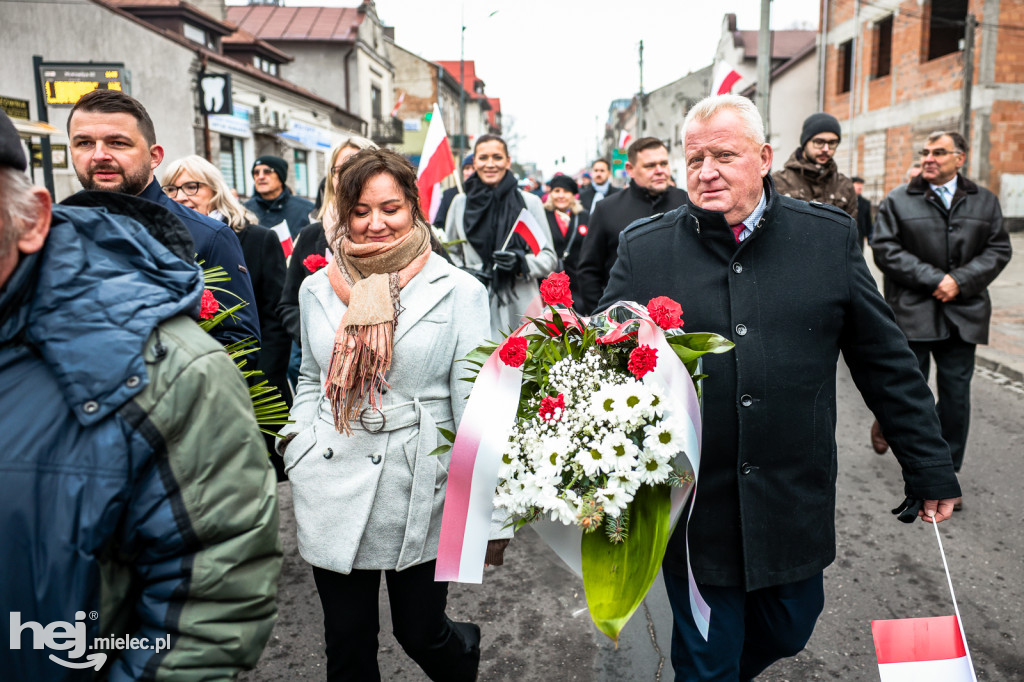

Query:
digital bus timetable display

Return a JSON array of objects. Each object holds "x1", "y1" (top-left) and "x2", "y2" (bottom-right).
[{"x1": 39, "y1": 63, "x2": 126, "y2": 106}]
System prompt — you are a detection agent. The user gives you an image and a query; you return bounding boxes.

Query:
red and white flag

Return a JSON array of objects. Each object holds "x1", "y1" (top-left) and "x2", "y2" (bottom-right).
[
  {"x1": 416, "y1": 103, "x2": 456, "y2": 223},
  {"x1": 712, "y1": 61, "x2": 743, "y2": 95},
  {"x1": 872, "y1": 615, "x2": 975, "y2": 682},
  {"x1": 270, "y1": 221, "x2": 293, "y2": 258},
  {"x1": 617, "y1": 130, "x2": 632, "y2": 150},
  {"x1": 390, "y1": 91, "x2": 406, "y2": 118},
  {"x1": 508, "y1": 208, "x2": 549, "y2": 256}
]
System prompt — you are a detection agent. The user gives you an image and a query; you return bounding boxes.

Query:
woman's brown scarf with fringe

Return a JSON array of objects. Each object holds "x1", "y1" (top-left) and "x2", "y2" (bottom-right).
[{"x1": 325, "y1": 221, "x2": 431, "y2": 434}]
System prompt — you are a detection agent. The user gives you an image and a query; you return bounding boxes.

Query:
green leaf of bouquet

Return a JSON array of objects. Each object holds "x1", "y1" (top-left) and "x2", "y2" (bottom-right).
[
  {"x1": 427, "y1": 444, "x2": 452, "y2": 457},
  {"x1": 667, "y1": 332, "x2": 735, "y2": 365},
  {"x1": 438, "y1": 427, "x2": 457, "y2": 443},
  {"x1": 581, "y1": 484, "x2": 672, "y2": 643}
]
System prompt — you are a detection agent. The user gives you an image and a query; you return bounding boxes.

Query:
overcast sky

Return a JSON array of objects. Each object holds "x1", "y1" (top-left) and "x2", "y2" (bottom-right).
[{"x1": 229, "y1": 0, "x2": 820, "y2": 177}]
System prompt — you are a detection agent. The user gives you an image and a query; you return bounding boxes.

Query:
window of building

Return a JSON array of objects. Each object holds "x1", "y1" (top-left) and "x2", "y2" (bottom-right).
[
  {"x1": 838, "y1": 39, "x2": 853, "y2": 94},
  {"x1": 926, "y1": 0, "x2": 968, "y2": 61},
  {"x1": 183, "y1": 23, "x2": 209, "y2": 47},
  {"x1": 293, "y1": 149, "x2": 309, "y2": 198},
  {"x1": 371, "y1": 85, "x2": 382, "y2": 121},
  {"x1": 219, "y1": 136, "x2": 245, "y2": 193},
  {"x1": 873, "y1": 15, "x2": 893, "y2": 78}
]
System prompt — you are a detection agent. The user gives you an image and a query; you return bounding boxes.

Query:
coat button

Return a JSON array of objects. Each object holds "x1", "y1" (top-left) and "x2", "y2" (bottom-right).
[
  {"x1": 740, "y1": 394, "x2": 753, "y2": 407},
  {"x1": 733, "y1": 263, "x2": 743, "y2": 274},
  {"x1": 82, "y1": 400, "x2": 99, "y2": 414},
  {"x1": 735, "y1": 324, "x2": 747, "y2": 336},
  {"x1": 323, "y1": 448, "x2": 334, "y2": 460},
  {"x1": 740, "y1": 462, "x2": 758, "y2": 475},
  {"x1": 125, "y1": 375, "x2": 141, "y2": 388},
  {"x1": 368, "y1": 453, "x2": 382, "y2": 465}
]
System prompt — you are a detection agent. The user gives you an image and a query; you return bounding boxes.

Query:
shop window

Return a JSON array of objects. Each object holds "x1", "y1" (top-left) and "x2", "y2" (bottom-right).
[
  {"x1": 873, "y1": 15, "x2": 893, "y2": 78},
  {"x1": 926, "y1": 0, "x2": 968, "y2": 61},
  {"x1": 293, "y1": 149, "x2": 309, "y2": 198},
  {"x1": 219, "y1": 136, "x2": 245, "y2": 194},
  {"x1": 838, "y1": 39, "x2": 853, "y2": 94}
]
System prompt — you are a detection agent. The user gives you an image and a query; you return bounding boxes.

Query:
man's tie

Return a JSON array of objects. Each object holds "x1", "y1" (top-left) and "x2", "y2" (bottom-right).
[
  {"x1": 937, "y1": 186, "x2": 952, "y2": 209},
  {"x1": 731, "y1": 224, "x2": 746, "y2": 242}
]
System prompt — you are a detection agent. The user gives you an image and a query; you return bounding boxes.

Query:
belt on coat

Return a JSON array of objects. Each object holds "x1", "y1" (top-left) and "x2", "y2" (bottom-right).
[{"x1": 352, "y1": 397, "x2": 455, "y2": 571}]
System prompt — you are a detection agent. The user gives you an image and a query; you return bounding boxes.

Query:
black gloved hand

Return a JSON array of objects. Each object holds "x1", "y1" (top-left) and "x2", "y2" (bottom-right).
[
  {"x1": 491, "y1": 250, "x2": 519, "y2": 272},
  {"x1": 891, "y1": 496, "x2": 923, "y2": 523}
]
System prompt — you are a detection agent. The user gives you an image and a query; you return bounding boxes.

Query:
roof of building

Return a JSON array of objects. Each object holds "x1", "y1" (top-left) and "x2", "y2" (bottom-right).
[
  {"x1": 436, "y1": 60, "x2": 486, "y2": 100},
  {"x1": 110, "y1": 0, "x2": 233, "y2": 34},
  {"x1": 226, "y1": 4, "x2": 364, "y2": 42},
  {"x1": 90, "y1": 0, "x2": 362, "y2": 126},
  {"x1": 736, "y1": 29, "x2": 816, "y2": 61},
  {"x1": 222, "y1": 26, "x2": 294, "y2": 63},
  {"x1": 486, "y1": 97, "x2": 501, "y2": 129}
]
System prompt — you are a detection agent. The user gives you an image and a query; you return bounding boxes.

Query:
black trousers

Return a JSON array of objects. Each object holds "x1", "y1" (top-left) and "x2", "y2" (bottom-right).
[
  {"x1": 664, "y1": 570, "x2": 824, "y2": 681},
  {"x1": 908, "y1": 329, "x2": 976, "y2": 472},
  {"x1": 311, "y1": 560, "x2": 479, "y2": 682}
]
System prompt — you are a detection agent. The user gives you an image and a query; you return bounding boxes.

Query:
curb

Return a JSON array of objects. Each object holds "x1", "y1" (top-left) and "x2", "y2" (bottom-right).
[{"x1": 975, "y1": 354, "x2": 1024, "y2": 385}]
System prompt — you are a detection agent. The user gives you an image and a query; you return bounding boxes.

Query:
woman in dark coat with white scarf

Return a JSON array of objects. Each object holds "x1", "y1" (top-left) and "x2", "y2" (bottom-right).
[
  {"x1": 542, "y1": 174, "x2": 589, "y2": 303},
  {"x1": 277, "y1": 149, "x2": 511, "y2": 681}
]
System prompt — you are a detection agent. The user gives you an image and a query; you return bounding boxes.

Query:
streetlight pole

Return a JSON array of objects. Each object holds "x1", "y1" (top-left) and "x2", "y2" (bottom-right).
[{"x1": 459, "y1": 6, "x2": 466, "y2": 162}]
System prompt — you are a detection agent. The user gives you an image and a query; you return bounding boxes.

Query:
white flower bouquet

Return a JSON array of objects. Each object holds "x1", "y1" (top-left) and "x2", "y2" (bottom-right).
[{"x1": 438, "y1": 272, "x2": 733, "y2": 642}]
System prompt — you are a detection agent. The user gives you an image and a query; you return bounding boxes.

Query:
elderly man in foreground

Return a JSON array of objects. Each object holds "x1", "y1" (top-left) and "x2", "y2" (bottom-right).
[{"x1": 598, "y1": 95, "x2": 960, "y2": 680}]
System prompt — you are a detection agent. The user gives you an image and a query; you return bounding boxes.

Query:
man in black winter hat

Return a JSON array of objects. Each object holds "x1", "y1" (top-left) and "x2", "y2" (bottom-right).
[
  {"x1": 772, "y1": 112, "x2": 858, "y2": 220},
  {"x1": 245, "y1": 154, "x2": 314, "y2": 238}
]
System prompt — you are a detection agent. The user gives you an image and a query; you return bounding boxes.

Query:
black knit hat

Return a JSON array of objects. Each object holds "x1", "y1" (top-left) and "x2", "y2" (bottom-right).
[
  {"x1": 0, "y1": 111, "x2": 27, "y2": 172},
  {"x1": 800, "y1": 113, "x2": 842, "y2": 147},
  {"x1": 547, "y1": 174, "x2": 578, "y2": 195},
  {"x1": 252, "y1": 155, "x2": 288, "y2": 182}
]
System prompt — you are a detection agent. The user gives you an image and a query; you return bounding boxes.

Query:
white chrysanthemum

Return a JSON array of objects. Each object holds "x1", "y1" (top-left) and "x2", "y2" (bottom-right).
[
  {"x1": 589, "y1": 386, "x2": 628, "y2": 424},
  {"x1": 636, "y1": 451, "x2": 674, "y2": 485},
  {"x1": 596, "y1": 478, "x2": 634, "y2": 517},
  {"x1": 643, "y1": 417, "x2": 689, "y2": 459},
  {"x1": 608, "y1": 470, "x2": 642, "y2": 496},
  {"x1": 575, "y1": 442, "x2": 610, "y2": 477},
  {"x1": 599, "y1": 430, "x2": 640, "y2": 473},
  {"x1": 534, "y1": 435, "x2": 572, "y2": 475},
  {"x1": 545, "y1": 496, "x2": 578, "y2": 526}
]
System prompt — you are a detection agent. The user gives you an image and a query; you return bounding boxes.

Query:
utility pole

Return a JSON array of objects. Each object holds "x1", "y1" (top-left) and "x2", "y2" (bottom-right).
[
  {"x1": 458, "y1": 10, "x2": 467, "y2": 162},
  {"x1": 755, "y1": 0, "x2": 771, "y2": 134},
  {"x1": 960, "y1": 13, "x2": 976, "y2": 145},
  {"x1": 637, "y1": 40, "x2": 644, "y2": 139}
]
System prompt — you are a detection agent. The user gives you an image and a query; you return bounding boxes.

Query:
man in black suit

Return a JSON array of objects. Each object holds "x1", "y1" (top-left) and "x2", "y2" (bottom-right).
[{"x1": 577, "y1": 157, "x2": 619, "y2": 214}]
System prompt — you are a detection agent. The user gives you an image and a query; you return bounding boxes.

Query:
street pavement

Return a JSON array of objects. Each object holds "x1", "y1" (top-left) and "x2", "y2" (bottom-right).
[{"x1": 241, "y1": 234, "x2": 1023, "y2": 681}]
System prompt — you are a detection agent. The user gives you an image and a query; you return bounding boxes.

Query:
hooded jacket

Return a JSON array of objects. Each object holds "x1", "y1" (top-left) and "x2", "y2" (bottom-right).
[
  {"x1": 772, "y1": 148, "x2": 858, "y2": 221},
  {"x1": 0, "y1": 201, "x2": 281, "y2": 680},
  {"x1": 871, "y1": 173, "x2": 1011, "y2": 344}
]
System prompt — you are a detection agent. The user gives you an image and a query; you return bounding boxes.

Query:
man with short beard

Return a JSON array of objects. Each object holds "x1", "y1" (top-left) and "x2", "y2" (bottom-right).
[
  {"x1": 772, "y1": 112, "x2": 858, "y2": 220},
  {"x1": 578, "y1": 157, "x2": 620, "y2": 215},
  {"x1": 68, "y1": 89, "x2": 259, "y2": 347}
]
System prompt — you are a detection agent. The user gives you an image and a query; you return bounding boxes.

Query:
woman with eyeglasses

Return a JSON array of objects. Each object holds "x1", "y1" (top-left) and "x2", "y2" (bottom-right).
[
  {"x1": 771, "y1": 112, "x2": 858, "y2": 220},
  {"x1": 161, "y1": 156, "x2": 291, "y2": 423}
]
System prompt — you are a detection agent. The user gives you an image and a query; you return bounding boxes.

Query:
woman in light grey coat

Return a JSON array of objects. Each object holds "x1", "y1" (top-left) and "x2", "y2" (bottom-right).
[
  {"x1": 445, "y1": 134, "x2": 556, "y2": 338},
  {"x1": 277, "y1": 149, "x2": 511, "y2": 682}
]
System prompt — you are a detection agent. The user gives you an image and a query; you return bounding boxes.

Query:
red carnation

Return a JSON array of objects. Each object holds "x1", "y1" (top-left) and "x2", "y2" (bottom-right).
[
  {"x1": 538, "y1": 393, "x2": 566, "y2": 421},
  {"x1": 647, "y1": 296, "x2": 684, "y2": 330},
  {"x1": 199, "y1": 289, "x2": 219, "y2": 320},
  {"x1": 540, "y1": 271, "x2": 573, "y2": 308},
  {"x1": 627, "y1": 344, "x2": 658, "y2": 379},
  {"x1": 303, "y1": 253, "x2": 329, "y2": 272},
  {"x1": 498, "y1": 336, "x2": 529, "y2": 368}
]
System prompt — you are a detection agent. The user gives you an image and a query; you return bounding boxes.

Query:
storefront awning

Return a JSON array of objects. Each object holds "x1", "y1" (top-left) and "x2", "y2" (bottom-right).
[{"x1": 13, "y1": 120, "x2": 59, "y2": 137}]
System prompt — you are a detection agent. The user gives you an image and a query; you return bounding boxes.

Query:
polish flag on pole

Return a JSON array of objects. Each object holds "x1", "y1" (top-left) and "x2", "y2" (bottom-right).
[
  {"x1": 416, "y1": 103, "x2": 456, "y2": 224},
  {"x1": 505, "y1": 207, "x2": 549, "y2": 256},
  {"x1": 390, "y1": 92, "x2": 406, "y2": 118},
  {"x1": 617, "y1": 130, "x2": 632, "y2": 150},
  {"x1": 712, "y1": 61, "x2": 743, "y2": 95},
  {"x1": 872, "y1": 616, "x2": 976, "y2": 681},
  {"x1": 270, "y1": 221, "x2": 293, "y2": 257}
]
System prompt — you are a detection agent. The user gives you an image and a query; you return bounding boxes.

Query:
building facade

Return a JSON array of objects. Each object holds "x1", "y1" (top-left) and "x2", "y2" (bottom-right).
[{"x1": 821, "y1": 0, "x2": 1024, "y2": 228}]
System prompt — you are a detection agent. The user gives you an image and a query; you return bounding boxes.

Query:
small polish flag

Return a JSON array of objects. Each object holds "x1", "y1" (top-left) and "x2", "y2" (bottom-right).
[
  {"x1": 509, "y1": 208, "x2": 549, "y2": 256},
  {"x1": 416, "y1": 103, "x2": 456, "y2": 224},
  {"x1": 390, "y1": 92, "x2": 406, "y2": 118},
  {"x1": 270, "y1": 221, "x2": 293, "y2": 257},
  {"x1": 617, "y1": 130, "x2": 632, "y2": 150},
  {"x1": 712, "y1": 61, "x2": 743, "y2": 95},
  {"x1": 872, "y1": 615, "x2": 975, "y2": 682}
]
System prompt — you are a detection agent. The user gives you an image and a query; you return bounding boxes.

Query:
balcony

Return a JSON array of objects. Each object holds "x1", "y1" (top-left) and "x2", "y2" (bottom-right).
[{"x1": 371, "y1": 116, "x2": 403, "y2": 145}]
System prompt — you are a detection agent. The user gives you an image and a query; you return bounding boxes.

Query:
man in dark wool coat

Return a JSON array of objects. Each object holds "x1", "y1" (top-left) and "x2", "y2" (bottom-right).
[{"x1": 598, "y1": 94, "x2": 962, "y2": 681}]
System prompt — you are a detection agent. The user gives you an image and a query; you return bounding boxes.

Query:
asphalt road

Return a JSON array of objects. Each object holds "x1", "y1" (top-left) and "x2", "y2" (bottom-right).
[{"x1": 240, "y1": 361, "x2": 1024, "y2": 682}]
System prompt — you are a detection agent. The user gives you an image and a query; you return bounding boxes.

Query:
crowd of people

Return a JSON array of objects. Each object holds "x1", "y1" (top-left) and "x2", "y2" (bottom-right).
[{"x1": 0, "y1": 86, "x2": 1011, "y2": 681}]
